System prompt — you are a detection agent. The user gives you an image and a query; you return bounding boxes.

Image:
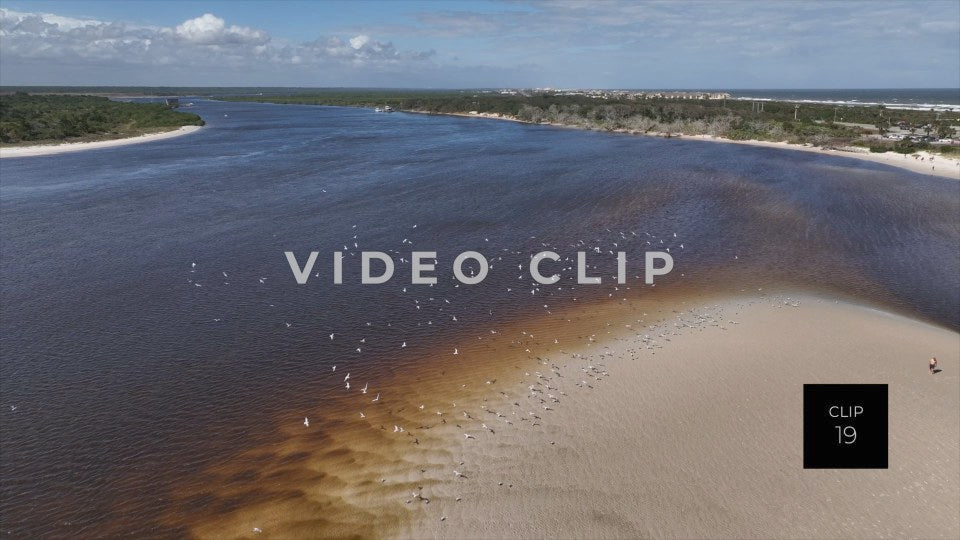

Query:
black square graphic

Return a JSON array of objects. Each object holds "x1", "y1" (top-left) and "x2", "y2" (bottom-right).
[{"x1": 803, "y1": 384, "x2": 887, "y2": 469}]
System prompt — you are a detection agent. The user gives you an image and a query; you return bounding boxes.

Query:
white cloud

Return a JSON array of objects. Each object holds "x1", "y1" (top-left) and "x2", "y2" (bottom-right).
[
  {"x1": 1, "y1": 1, "x2": 955, "y2": 88},
  {"x1": 0, "y1": 8, "x2": 103, "y2": 32},
  {"x1": 173, "y1": 13, "x2": 268, "y2": 45},
  {"x1": 349, "y1": 34, "x2": 370, "y2": 49},
  {"x1": 0, "y1": 7, "x2": 436, "y2": 84}
]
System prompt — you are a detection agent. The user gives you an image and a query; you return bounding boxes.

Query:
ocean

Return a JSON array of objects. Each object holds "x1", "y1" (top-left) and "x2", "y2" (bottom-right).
[
  {"x1": 727, "y1": 88, "x2": 960, "y2": 110},
  {"x1": 1, "y1": 99, "x2": 958, "y2": 535}
]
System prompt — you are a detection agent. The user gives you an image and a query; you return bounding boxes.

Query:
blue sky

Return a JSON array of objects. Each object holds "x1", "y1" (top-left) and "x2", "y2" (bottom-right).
[{"x1": 1, "y1": 0, "x2": 958, "y2": 88}]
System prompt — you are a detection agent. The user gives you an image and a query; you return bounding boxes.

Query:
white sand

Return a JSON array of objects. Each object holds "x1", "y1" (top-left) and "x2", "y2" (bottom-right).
[
  {"x1": 407, "y1": 295, "x2": 960, "y2": 538},
  {"x1": 684, "y1": 134, "x2": 960, "y2": 180},
  {"x1": 0, "y1": 125, "x2": 203, "y2": 158},
  {"x1": 416, "y1": 110, "x2": 960, "y2": 180},
  {"x1": 167, "y1": 293, "x2": 958, "y2": 539}
]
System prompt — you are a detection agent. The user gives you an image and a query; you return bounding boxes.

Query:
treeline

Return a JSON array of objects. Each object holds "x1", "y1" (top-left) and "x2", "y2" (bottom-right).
[
  {"x1": 220, "y1": 90, "x2": 958, "y2": 150},
  {"x1": 0, "y1": 93, "x2": 204, "y2": 144},
  {"x1": 0, "y1": 86, "x2": 449, "y2": 97}
]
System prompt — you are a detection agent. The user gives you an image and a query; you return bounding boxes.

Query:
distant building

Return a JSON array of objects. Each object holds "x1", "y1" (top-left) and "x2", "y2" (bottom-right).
[{"x1": 501, "y1": 88, "x2": 731, "y2": 101}]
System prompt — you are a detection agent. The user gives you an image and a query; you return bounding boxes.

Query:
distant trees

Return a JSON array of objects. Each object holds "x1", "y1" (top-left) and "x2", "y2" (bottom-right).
[
  {"x1": 936, "y1": 122, "x2": 956, "y2": 139},
  {"x1": 875, "y1": 104, "x2": 889, "y2": 135},
  {"x1": 517, "y1": 104, "x2": 545, "y2": 123},
  {"x1": 220, "y1": 91, "x2": 957, "y2": 150},
  {"x1": 0, "y1": 93, "x2": 204, "y2": 144}
]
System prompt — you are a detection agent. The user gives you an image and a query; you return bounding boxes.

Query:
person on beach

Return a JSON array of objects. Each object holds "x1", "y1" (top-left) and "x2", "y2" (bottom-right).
[{"x1": 929, "y1": 357, "x2": 938, "y2": 374}]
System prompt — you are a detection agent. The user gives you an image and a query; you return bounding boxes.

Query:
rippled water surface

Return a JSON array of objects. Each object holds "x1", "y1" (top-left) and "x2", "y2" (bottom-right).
[{"x1": 1, "y1": 100, "x2": 958, "y2": 536}]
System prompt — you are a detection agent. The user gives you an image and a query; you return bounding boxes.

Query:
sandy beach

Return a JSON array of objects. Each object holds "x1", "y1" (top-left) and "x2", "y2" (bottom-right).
[
  {"x1": 0, "y1": 125, "x2": 203, "y2": 158},
  {"x1": 685, "y1": 134, "x2": 960, "y2": 180},
  {"x1": 416, "y1": 110, "x2": 960, "y2": 180},
  {"x1": 171, "y1": 291, "x2": 959, "y2": 539},
  {"x1": 402, "y1": 294, "x2": 960, "y2": 539}
]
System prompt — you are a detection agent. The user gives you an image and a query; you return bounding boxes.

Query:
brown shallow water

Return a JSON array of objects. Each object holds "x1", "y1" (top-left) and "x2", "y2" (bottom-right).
[
  {"x1": 158, "y1": 278, "x2": 942, "y2": 539},
  {"x1": 161, "y1": 284, "x2": 735, "y2": 538}
]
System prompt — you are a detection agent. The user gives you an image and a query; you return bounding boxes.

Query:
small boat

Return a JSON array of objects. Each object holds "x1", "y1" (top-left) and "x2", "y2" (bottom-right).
[
  {"x1": 383, "y1": 106, "x2": 394, "y2": 113},
  {"x1": 375, "y1": 107, "x2": 384, "y2": 112}
]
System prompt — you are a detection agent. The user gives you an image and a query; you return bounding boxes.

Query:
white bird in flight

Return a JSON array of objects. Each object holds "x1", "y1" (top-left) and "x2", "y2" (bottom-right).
[{"x1": 303, "y1": 417, "x2": 309, "y2": 427}]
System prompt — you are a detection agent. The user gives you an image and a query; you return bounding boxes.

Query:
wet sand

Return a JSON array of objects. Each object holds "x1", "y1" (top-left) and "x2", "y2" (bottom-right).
[
  {"x1": 407, "y1": 294, "x2": 959, "y2": 539},
  {"x1": 166, "y1": 291, "x2": 959, "y2": 538},
  {"x1": 0, "y1": 125, "x2": 202, "y2": 158}
]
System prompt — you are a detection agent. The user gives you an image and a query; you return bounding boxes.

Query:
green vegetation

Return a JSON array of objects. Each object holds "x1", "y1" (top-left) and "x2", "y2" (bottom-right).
[
  {"x1": 0, "y1": 86, "x2": 340, "y2": 97},
  {"x1": 220, "y1": 90, "x2": 960, "y2": 154},
  {"x1": 0, "y1": 93, "x2": 204, "y2": 145},
  {"x1": 862, "y1": 139, "x2": 959, "y2": 155}
]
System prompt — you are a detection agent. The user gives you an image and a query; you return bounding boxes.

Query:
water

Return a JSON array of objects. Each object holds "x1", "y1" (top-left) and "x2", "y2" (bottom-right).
[
  {"x1": 1, "y1": 100, "x2": 958, "y2": 536},
  {"x1": 728, "y1": 88, "x2": 960, "y2": 111}
]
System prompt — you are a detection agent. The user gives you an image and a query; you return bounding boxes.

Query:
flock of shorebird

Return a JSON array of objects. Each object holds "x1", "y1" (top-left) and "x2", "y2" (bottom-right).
[{"x1": 185, "y1": 223, "x2": 807, "y2": 533}]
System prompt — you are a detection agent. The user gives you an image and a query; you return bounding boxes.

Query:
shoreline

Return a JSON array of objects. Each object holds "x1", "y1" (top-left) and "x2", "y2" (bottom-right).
[
  {"x1": 684, "y1": 133, "x2": 959, "y2": 179},
  {"x1": 406, "y1": 292, "x2": 960, "y2": 538},
  {"x1": 0, "y1": 125, "x2": 203, "y2": 158},
  {"x1": 408, "y1": 110, "x2": 960, "y2": 180},
  {"x1": 166, "y1": 289, "x2": 959, "y2": 538}
]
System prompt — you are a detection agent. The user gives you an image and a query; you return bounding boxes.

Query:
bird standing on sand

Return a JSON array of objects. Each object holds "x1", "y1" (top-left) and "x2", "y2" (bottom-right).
[{"x1": 303, "y1": 417, "x2": 309, "y2": 427}]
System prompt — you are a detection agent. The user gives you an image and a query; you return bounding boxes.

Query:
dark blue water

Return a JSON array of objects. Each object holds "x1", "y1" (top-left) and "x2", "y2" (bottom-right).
[{"x1": 1, "y1": 100, "x2": 958, "y2": 536}]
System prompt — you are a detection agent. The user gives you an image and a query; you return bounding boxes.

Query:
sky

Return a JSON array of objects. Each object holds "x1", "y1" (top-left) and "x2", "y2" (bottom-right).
[{"x1": 0, "y1": 0, "x2": 958, "y2": 89}]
